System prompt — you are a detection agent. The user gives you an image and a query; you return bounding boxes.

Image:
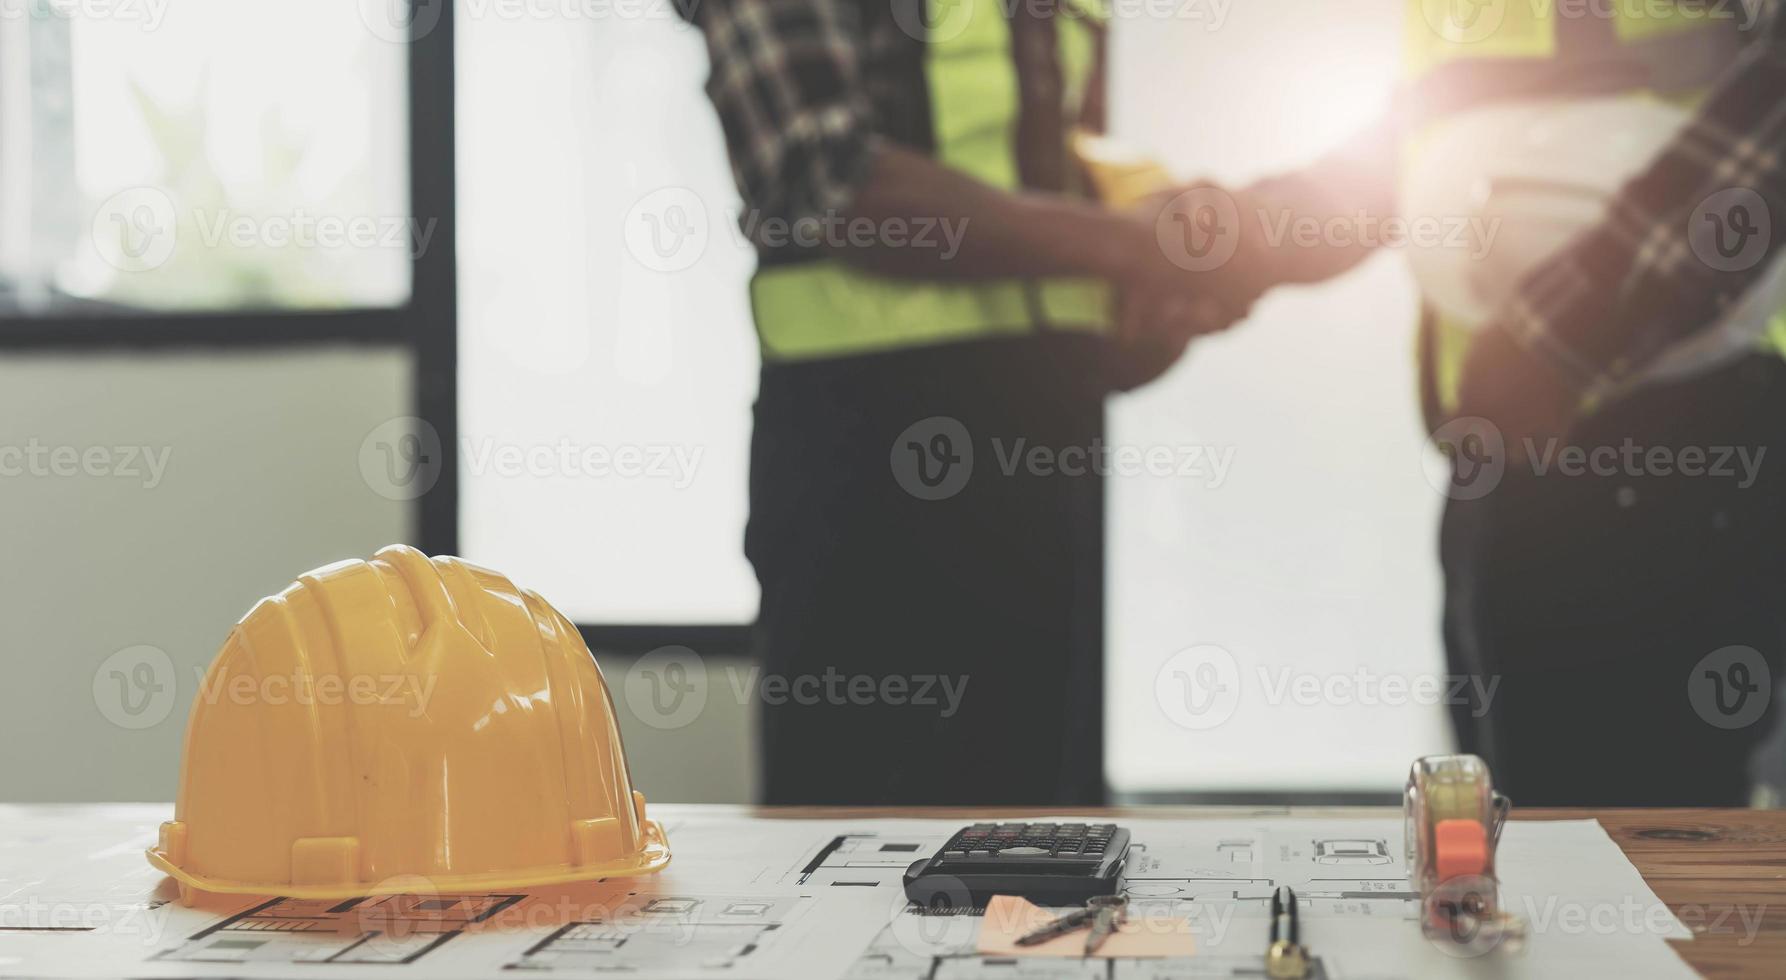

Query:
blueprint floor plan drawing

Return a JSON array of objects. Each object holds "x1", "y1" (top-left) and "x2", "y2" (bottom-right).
[
  {"x1": 506, "y1": 893, "x2": 808, "y2": 972},
  {"x1": 0, "y1": 806, "x2": 1703, "y2": 980},
  {"x1": 154, "y1": 894, "x2": 526, "y2": 965}
]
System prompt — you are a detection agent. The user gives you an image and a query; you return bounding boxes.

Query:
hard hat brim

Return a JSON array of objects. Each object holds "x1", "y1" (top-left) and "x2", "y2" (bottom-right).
[{"x1": 146, "y1": 819, "x2": 671, "y2": 900}]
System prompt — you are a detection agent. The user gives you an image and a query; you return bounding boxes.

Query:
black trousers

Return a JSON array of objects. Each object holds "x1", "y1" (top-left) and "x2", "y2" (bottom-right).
[
  {"x1": 745, "y1": 334, "x2": 1126, "y2": 806},
  {"x1": 1439, "y1": 355, "x2": 1786, "y2": 806}
]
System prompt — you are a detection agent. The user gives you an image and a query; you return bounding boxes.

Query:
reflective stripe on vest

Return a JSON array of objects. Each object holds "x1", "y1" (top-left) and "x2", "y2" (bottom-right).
[
  {"x1": 750, "y1": 0, "x2": 1113, "y2": 362},
  {"x1": 1404, "y1": 0, "x2": 1785, "y2": 415}
]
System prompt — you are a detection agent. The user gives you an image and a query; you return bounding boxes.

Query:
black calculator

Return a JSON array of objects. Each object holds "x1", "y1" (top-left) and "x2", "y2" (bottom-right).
[{"x1": 902, "y1": 822, "x2": 1131, "y2": 907}]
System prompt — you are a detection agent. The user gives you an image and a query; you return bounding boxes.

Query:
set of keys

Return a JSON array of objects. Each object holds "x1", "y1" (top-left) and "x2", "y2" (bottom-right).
[{"x1": 1014, "y1": 894, "x2": 1129, "y2": 955}]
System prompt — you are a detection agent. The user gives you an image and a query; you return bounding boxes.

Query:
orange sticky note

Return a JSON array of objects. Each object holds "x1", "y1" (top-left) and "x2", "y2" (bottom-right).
[{"x1": 975, "y1": 895, "x2": 1197, "y2": 959}]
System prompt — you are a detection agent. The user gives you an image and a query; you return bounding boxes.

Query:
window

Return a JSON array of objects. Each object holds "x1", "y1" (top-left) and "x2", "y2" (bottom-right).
[
  {"x1": 455, "y1": 6, "x2": 759, "y2": 628},
  {"x1": 0, "y1": 0, "x2": 409, "y2": 316}
]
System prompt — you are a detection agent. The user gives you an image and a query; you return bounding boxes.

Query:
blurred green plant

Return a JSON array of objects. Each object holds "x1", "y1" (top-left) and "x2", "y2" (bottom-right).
[{"x1": 96, "y1": 72, "x2": 400, "y2": 311}]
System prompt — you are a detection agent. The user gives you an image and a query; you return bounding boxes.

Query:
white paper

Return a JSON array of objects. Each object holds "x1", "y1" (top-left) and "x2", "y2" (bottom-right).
[{"x1": 0, "y1": 806, "x2": 1699, "y2": 979}]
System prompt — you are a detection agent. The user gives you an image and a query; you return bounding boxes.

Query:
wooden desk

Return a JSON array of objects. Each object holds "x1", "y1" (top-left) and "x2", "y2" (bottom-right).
[
  {"x1": 1524, "y1": 808, "x2": 1786, "y2": 979},
  {"x1": 750, "y1": 805, "x2": 1786, "y2": 979}
]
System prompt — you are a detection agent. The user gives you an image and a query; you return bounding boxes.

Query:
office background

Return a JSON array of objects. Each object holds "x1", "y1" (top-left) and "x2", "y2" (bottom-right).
[{"x1": 4, "y1": 0, "x2": 1784, "y2": 805}]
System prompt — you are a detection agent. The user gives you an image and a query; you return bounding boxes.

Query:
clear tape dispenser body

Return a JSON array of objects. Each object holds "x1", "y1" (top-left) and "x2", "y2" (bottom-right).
[{"x1": 1404, "y1": 754, "x2": 1527, "y2": 954}]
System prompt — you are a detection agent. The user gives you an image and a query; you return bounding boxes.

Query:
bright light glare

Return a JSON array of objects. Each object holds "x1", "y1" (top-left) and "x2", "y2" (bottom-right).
[{"x1": 1106, "y1": 0, "x2": 1451, "y2": 795}]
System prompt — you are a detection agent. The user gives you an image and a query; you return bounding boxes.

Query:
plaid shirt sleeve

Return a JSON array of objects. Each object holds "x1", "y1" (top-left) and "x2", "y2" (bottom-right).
[
  {"x1": 1494, "y1": 0, "x2": 1786, "y2": 397},
  {"x1": 687, "y1": 0, "x2": 882, "y2": 240}
]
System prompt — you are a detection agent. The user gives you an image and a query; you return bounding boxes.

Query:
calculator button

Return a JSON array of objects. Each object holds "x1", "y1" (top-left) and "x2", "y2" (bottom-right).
[{"x1": 1000, "y1": 846, "x2": 1050, "y2": 856}]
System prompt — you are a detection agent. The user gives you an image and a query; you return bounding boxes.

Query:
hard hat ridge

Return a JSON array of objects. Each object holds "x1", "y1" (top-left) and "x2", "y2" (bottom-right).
[{"x1": 148, "y1": 545, "x2": 670, "y2": 903}]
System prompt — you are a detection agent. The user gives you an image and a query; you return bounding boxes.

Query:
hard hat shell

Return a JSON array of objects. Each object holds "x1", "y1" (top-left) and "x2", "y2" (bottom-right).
[
  {"x1": 147, "y1": 544, "x2": 670, "y2": 903},
  {"x1": 1401, "y1": 94, "x2": 1785, "y2": 385},
  {"x1": 1402, "y1": 95, "x2": 1688, "y2": 328}
]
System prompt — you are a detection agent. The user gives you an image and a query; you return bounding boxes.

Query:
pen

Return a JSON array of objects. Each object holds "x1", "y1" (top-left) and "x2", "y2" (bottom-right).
[{"x1": 1267, "y1": 886, "x2": 1309, "y2": 979}]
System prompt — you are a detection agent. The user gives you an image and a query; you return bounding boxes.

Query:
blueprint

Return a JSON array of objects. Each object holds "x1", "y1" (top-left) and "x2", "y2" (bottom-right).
[{"x1": 0, "y1": 805, "x2": 1700, "y2": 979}]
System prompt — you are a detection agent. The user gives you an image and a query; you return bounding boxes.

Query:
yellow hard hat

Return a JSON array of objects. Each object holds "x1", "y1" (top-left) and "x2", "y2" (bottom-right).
[{"x1": 147, "y1": 544, "x2": 670, "y2": 904}]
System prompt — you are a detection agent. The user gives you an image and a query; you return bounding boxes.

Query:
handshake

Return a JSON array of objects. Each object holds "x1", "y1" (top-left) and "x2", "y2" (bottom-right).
[
  {"x1": 1072, "y1": 135, "x2": 1357, "y2": 351},
  {"x1": 1104, "y1": 179, "x2": 1355, "y2": 352}
]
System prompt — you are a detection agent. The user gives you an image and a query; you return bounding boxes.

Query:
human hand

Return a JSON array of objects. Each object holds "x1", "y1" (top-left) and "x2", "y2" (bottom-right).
[
  {"x1": 1112, "y1": 180, "x2": 1279, "y2": 347},
  {"x1": 1101, "y1": 287, "x2": 1241, "y2": 390},
  {"x1": 1154, "y1": 182, "x2": 1278, "y2": 294},
  {"x1": 1115, "y1": 285, "x2": 1244, "y2": 347},
  {"x1": 1146, "y1": 174, "x2": 1384, "y2": 302}
]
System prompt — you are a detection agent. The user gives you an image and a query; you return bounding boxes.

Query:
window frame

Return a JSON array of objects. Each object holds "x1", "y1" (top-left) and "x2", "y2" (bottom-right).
[{"x1": 0, "y1": 3, "x2": 751, "y2": 659}]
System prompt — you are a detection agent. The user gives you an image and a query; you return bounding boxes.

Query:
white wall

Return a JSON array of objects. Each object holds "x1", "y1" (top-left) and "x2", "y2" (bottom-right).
[
  {"x1": 0, "y1": 348, "x2": 755, "y2": 804},
  {"x1": 0, "y1": 348, "x2": 411, "y2": 801}
]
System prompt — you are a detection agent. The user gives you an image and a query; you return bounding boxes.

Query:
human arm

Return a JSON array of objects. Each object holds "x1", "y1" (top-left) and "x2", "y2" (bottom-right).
[
  {"x1": 688, "y1": 0, "x2": 1243, "y2": 319},
  {"x1": 1458, "y1": 2, "x2": 1786, "y2": 444}
]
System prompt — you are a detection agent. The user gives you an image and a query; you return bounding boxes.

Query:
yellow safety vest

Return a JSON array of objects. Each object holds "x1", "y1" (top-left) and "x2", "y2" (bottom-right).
[
  {"x1": 1404, "y1": 0, "x2": 1785, "y2": 416},
  {"x1": 750, "y1": 0, "x2": 1113, "y2": 362}
]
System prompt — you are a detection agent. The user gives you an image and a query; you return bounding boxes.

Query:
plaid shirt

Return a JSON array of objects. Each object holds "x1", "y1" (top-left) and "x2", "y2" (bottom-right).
[
  {"x1": 682, "y1": 0, "x2": 941, "y2": 260},
  {"x1": 1500, "y1": 0, "x2": 1786, "y2": 397},
  {"x1": 683, "y1": 0, "x2": 1102, "y2": 262}
]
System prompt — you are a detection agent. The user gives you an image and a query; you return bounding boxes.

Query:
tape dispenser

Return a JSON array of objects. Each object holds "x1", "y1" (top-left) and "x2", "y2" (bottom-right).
[{"x1": 1404, "y1": 754, "x2": 1527, "y2": 954}]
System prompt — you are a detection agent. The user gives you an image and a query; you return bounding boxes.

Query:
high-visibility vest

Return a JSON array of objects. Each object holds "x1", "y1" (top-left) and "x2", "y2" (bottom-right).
[
  {"x1": 749, "y1": 0, "x2": 1114, "y2": 362},
  {"x1": 1404, "y1": 0, "x2": 1785, "y2": 417}
]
